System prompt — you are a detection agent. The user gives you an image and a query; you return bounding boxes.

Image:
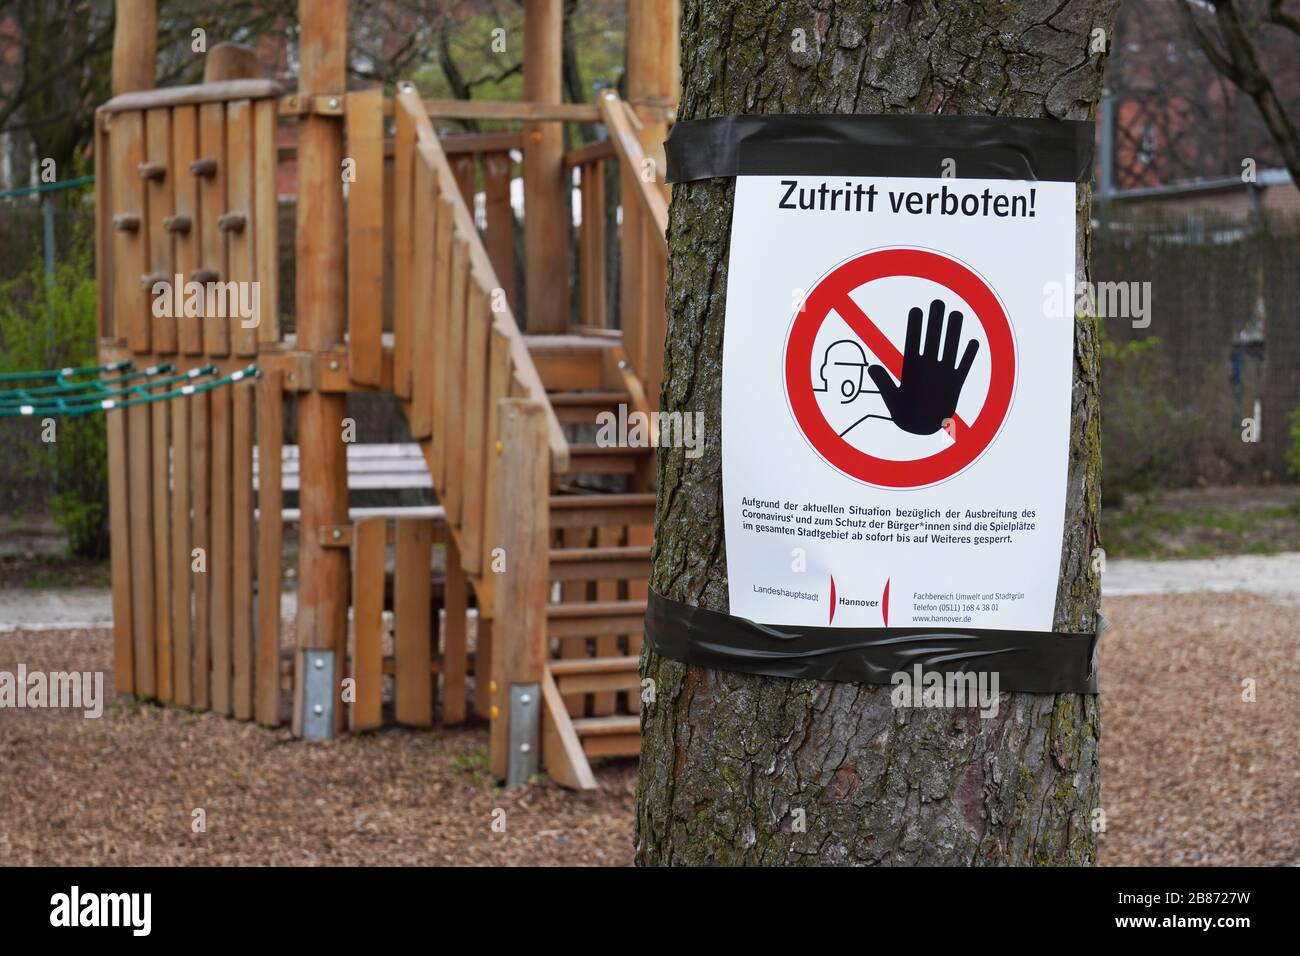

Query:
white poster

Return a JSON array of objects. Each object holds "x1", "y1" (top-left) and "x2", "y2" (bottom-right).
[{"x1": 721, "y1": 174, "x2": 1075, "y2": 632}]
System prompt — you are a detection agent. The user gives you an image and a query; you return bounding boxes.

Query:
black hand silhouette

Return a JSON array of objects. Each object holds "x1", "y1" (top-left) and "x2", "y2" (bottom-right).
[{"x1": 867, "y1": 298, "x2": 979, "y2": 436}]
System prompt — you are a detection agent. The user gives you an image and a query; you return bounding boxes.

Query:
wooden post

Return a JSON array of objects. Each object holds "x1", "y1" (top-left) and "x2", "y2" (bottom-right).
[
  {"x1": 293, "y1": 0, "x2": 351, "y2": 736},
  {"x1": 203, "y1": 42, "x2": 261, "y2": 83},
  {"x1": 489, "y1": 399, "x2": 551, "y2": 782},
  {"x1": 625, "y1": 0, "x2": 678, "y2": 408},
  {"x1": 112, "y1": 0, "x2": 156, "y2": 96},
  {"x1": 104, "y1": 0, "x2": 155, "y2": 696},
  {"x1": 522, "y1": 0, "x2": 568, "y2": 333}
]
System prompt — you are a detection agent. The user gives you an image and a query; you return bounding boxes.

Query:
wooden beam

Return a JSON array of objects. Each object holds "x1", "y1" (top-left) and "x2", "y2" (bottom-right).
[
  {"x1": 255, "y1": 370, "x2": 283, "y2": 726},
  {"x1": 231, "y1": 380, "x2": 255, "y2": 719},
  {"x1": 127, "y1": 401, "x2": 156, "y2": 697},
  {"x1": 111, "y1": 0, "x2": 156, "y2": 96},
  {"x1": 394, "y1": 519, "x2": 434, "y2": 726},
  {"x1": 203, "y1": 42, "x2": 261, "y2": 83},
  {"x1": 350, "y1": 517, "x2": 385, "y2": 731},
  {"x1": 421, "y1": 98, "x2": 599, "y2": 122},
  {"x1": 106, "y1": 406, "x2": 134, "y2": 696},
  {"x1": 489, "y1": 399, "x2": 551, "y2": 779},
  {"x1": 294, "y1": 0, "x2": 351, "y2": 740},
  {"x1": 442, "y1": 536, "x2": 469, "y2": 725},
  {"x1": 105, "y1": 80, "x2": 282, "y2": 113},
  {"x1": 522, "y1": 0, "x2": 568, "y2": 333},
  {"x1": 346, "y1": 89, "x2": 385, "y2": 386},
  {"x1": 190, "y1": 391, "x2": 211, "y2": 709},
  {"x1": 540, "y1": 668, "x2": 598, "y2": 790}
]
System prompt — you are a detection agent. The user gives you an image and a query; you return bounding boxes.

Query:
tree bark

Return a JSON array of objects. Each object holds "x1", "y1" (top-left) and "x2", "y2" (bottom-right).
[{"x1": 637, "y1": 0, "x2": 1119, "y2": 866}]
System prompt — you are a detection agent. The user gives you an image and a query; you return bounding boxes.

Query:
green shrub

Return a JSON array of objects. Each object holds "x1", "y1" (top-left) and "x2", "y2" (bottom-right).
[
  {"x1": 1099, "y1": 328, "x2": 1181, "y2": 503},
  {"x1": 0, "y1": 234, "x2": 107, "y2": 558}
]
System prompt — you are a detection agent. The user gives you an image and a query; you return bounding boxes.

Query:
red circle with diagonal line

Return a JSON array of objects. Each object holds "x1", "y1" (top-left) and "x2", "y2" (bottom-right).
[{"x1": 784, "y1": 248, "x2": 1014, "y2": 488}]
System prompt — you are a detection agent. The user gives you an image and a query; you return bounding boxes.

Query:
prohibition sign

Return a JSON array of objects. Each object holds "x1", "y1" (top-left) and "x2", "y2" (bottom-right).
[{"x1": 784, "y1": 247, "x2": 1015, "y2": 488}]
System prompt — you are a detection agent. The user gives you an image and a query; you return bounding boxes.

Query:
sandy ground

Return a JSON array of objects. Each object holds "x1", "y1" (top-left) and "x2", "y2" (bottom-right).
[
  {"x1": 0, "y1": 590, "x2": 1294, "y2": 866},
  {"x1": 1104, "y1": 552, "x2": 1300, "y2": 602}
]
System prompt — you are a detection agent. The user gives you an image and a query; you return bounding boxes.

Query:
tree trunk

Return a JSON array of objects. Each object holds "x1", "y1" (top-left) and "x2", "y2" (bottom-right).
[{"x1": 637, "y1": 0, "x2": 1119, "y2": 866}]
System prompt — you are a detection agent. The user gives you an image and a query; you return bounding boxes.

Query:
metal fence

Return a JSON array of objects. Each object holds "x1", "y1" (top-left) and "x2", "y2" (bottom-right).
[{"x1": 1093, "y1": 206, "x2": 1300, "y2": 490}]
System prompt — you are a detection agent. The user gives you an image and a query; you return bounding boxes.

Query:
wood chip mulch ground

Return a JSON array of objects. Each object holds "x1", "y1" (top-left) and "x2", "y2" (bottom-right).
[{"x1": 0, "y1": 591, "x2": 1294, "y2": 866}]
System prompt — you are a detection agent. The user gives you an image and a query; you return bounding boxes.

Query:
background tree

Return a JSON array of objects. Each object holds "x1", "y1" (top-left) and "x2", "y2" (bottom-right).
[
  {"x1": 637, "y1": 0, "x2": 1119, "y2": 866},
  {"x1": 1176, "y1": 0, "x2": 1300, "y2": 186}
]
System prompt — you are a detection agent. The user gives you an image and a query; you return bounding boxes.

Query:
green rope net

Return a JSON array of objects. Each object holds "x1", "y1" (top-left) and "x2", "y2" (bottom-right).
[{"x1": 0, "y1": 361, "x2": 260, "y2": 418}]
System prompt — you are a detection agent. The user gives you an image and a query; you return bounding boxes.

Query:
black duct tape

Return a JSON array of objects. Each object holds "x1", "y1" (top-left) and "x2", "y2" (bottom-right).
[
  {"x1": 645, "y1": 589, "x2": 1100, "y2": 694},
  {"x1": 665, "y1": 113, "x2": 1094, "y2": 185}
]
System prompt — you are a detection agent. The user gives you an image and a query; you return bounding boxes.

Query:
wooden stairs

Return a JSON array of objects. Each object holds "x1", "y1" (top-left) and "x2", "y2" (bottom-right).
[
  {"x1": 536, "y1": 334, "x2": 654, "y2": 790},
  {"x1": 396, "y1": 329, "x2": 654, "y2": 789}
]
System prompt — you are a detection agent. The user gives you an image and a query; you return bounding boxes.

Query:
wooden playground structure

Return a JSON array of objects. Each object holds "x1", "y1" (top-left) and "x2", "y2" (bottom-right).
[{"x1": 96, "y1": 0, "x2": 676, "y2": 788}]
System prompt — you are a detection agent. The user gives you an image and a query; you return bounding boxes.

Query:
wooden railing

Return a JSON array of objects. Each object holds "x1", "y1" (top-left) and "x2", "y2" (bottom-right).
[
  {"x1": 563, "y1": 138, "x2": 615, "y2": 331},
  {"x1": 604, "y1": 90, "x2": 668, "y2": 407}
]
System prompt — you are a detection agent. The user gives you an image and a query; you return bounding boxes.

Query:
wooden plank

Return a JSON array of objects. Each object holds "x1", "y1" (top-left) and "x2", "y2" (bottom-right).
[
  {"x1": 618, "y1": 178, "x2": 646, "y2": 375},
  {"x1": 443, "y1": 131, "x2": 523, "y2": 155},
  {"x1": 474, "y1": 617, "x2": 493, "y2": 720},
  {"x1": 231, "y1": 379, "x2": 255, "y2": 719},
  {"x1": 252, "y1": 98, "x2": 280, "y2": 345},
  {"x1": 105, "y1": 79, "x2": 283, "y2": 113},
  {"x1": 171, "y1": 105, "x2": 204, "y2": 354},
  {"x1": 593, "y1": 524, "x2": 621, "y2": 715},
  {"x1": 420, "y1": 97, "x2": 600, "y2": 123},
  {"x1": 95, "y1": 115, "x2": 113, "y2": 339},
  {"x1": 442, "y1": 536, "x2": 468, "y2": 725},
  {"x1": 151, "y1": 394, "x2": 173, "y2": 701},
  {"x1": 563, "y1": 139, "x2": 615, "y2": 169},
  {"x1": 555, "y1": 671, "x2": 641, "y2": 695},
  {"x1": 255, "y1": 370, "x2": 283, "y2": 726},
  {"x1": 407, "y1": 153, "x2": 435, "y2": 439},
  {"x1": 489, "y1": 399, "x2": 551, "y2": 778},
  {"x1": 482, "y1": 151, "x2": 516, "y2": 310},
  {"x1": 226, "y1": 99, "x2": 258, "y2": 357},
  {"x1": 442, "y1": 236, "x2": 470, "y2": 526},
  {"x1": 345, "y1": 88, "x2": 384, "y2": 385},
  {"x1": 127, "y1": 402, "x2": 155, "y2": 696},
  {"x1": 394, "y1": 519, "x2": 434, "y2": 726},
  {"x1": 580, "y1": 160, "x2": 607, "y2": 329},
  {"x1": 106, "y1": 407, "x2": 134, "y2": 695},
  {"x1": 560, "y1": 524, "x2": 591, "y2": 717},
  {"x1": 110, "y1": 110, "x2": 150, "y2": 353},
  {"x1": 391, "y1": 94, "x2": 414, "y2": 398},
  {"x1": 144, "y1": 107, "x2": 176, "y2": 353},
  {"x1": 475, "y1": 328, "x2": 512, "y2": 611},
  {"x1": 190, "y1": 390, "x2": 211, "y2": 709},
  {"x1": 540, "y1": 668, "x2": 598, "y2": 791},
  {"x1": 170, "y1": 393, "x2": 192, "y2": 707},
  {"x1": 598, "y1": 92, "x2": 669, "y2": 240},
  {"x1": 198, "y1": 101, "x2": 229, "y2": 356},
  {"x1": 459, "y1": 284, "x2": 490, "y2": 572},
  {"x1": 209, "y1": 384, "x2": 232, "y2": 714},
  {"x1": 428, "y1": 193, "x2": 454, "y2": 489},
  {"x1": 450, "y1": 154, "x2": 474, "y2": 208},
  {"x1": 350, "y1": 516, "x2": 385, "y2": 731}
]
